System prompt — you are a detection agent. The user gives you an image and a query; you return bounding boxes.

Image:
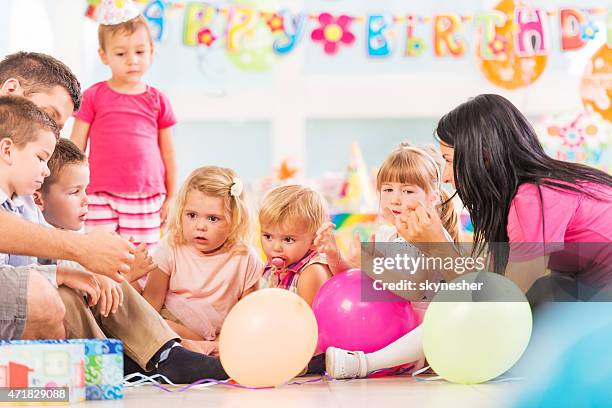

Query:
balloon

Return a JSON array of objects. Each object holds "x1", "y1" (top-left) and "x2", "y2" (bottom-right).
[
  {"x1": 581, "y1": 44, "x2": 612, "y2": 123},
  {"x1": 477, "y1": 0, "x2": 548, "y2": 90},
  {"x1": 219, "y1": 289, "x2": 318, "y2": 387},
  {"x1": 313, "y1": 269, "x2": 419, "y2": 353},
  {"x1": 422, "y1": 272, "x2": 533, "y2": 384}
]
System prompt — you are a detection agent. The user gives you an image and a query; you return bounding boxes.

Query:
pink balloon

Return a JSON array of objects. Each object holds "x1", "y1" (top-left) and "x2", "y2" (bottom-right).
[{"x1": 313, "y1": 269, "x2": 419, "y2": 353}]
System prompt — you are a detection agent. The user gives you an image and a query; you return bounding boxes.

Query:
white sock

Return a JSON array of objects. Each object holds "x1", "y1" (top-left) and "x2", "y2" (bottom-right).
[{"x1": 364, "y1": 325, "x2": 424, "y2": 371}]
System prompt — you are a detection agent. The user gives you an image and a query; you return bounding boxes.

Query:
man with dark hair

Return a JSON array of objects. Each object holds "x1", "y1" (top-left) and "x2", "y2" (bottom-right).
[{"x1": 0, "y1": 52, "x2": 135, "y2": 341}]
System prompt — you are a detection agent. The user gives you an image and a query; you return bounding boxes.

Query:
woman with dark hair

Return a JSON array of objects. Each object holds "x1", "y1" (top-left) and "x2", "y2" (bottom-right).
[{"x1": 396, "y1": 94, "x2": 612, "y2": 295}]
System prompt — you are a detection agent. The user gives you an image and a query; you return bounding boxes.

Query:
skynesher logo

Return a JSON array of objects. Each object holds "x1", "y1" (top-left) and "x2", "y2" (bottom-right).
[{"x1": 371, "y1": 253, "x2": 486, "y2": 275}]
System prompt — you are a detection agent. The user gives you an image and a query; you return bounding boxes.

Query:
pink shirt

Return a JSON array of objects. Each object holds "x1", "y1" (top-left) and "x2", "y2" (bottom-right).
[
  {"x1": 151, "y1": 237, "x2": 263, "y2": 338},
  {"x1": 75, "y1": 81, "x2": 176, "y2": 193},
  {"x1": 507, "y1": 182, "x2": 612, "y2": 284}
]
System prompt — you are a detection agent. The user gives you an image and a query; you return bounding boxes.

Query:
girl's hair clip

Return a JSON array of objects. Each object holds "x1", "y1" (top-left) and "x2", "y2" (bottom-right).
[{"x1": 230, "y1": 177, "x2": 243, "y2": 197}]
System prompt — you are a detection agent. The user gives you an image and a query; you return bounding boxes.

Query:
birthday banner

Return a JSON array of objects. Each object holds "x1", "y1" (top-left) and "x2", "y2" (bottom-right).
[
  {"x1": 85, "y1": 1, "x2": 612, "y2": 93},
  {"x1": 86, "y1": 1, "x2": 610, "y2": 56}
]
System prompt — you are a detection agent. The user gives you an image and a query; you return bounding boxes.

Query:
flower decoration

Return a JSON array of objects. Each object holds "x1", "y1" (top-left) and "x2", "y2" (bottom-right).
[
  {"x1": 198, "y1": 28, "x2": 216, "y2": 47},
  {"x1": 311, "y1": 13, "x2": 355, "y2": 55},
  {"x1": 488, "y1": 34, "x2": 508, "y2": 57},
  {"x1": 263, "y1": 12, "x2": 284, "y2": 33},
  {"x1": 581, "y1": 20, "x2": 599, "y2": 41}
]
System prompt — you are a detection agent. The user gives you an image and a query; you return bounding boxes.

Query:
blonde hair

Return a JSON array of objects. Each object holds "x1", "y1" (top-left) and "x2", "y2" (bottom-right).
[
  {"x1": 377, "y1": 142, "x2": 461, "y2": 243},
  {"x1": 259, "y1": 185, "x2": 328, "y2": 235},
  {"x1": 98, "y1": 15, "x2": 152, "y2": 50},
  {"x1": 167, "y1": 166, "x2": 254, "y2": 252}
]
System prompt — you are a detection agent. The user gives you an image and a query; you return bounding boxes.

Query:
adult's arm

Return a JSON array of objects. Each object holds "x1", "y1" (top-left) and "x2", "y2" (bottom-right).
[{"x1": 0, "y1": 211, "x2": 134, "y2": 281}]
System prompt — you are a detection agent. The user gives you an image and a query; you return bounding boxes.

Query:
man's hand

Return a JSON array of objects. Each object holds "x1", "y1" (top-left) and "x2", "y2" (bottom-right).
[{"x1": 77, "y1": 229, "x2": 135, "y2": 282}]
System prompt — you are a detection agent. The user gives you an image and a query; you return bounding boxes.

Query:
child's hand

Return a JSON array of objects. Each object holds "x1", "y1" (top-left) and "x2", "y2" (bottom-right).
[
  {"x1": 57, "y1": 268, "x2": 101, "y2": 307},
  {"x1": 314, "y1": 222, "x2": 341, "y2": 264},
  {"x1": 95, "y1": 275, "x2": 124, "y2": 317},
  {"x1": 125, "y1": 242, "x2": 157, "y2": 283}
]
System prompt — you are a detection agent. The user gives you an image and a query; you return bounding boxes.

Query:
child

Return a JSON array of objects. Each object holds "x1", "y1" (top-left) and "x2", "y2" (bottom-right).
[
  {"x1": 0, "y1": 96, "x2": 109, "y2": 322},
  {"x1": 141, "y1": 166, "x2": 263, "y2": 356},
  {"x1": 34, "y1": 138, "x2": 229, "y2": 382},
  {"x1": 70, "y1": 0, "x2": 176, "y2": 248},
  {"x1": 315, "y1": 142, "x2": 462, "y2": 379},
  {"x1": 258, "y1": 185, "x2": 333, "y2": 306}
]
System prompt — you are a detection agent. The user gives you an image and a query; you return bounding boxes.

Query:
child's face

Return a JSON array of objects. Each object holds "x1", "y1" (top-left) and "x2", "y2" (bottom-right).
[
  {"x1": 1, "y1": 131, "x2": 56, "y2": 197},
  {"x1": 182, "y1": 190, "x2": 231, "y2": 254},
  {"x1": 379, "y1": 182, "x2": 438, "y2": 223},
  {"x1": 261, "y1": 223, "x2": 315, "y2": 268},
  {"x1": 39, "y1": 164, "x2": 90, "y2": 231},
  {"x1": 99, "y1": 27, "x2": 153, "y2": 84}
]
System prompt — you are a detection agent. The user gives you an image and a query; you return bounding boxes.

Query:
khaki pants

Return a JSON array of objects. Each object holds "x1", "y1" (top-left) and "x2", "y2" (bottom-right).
[{"x1": 58, "y1": 281, "x2": 178, "y2": 370}]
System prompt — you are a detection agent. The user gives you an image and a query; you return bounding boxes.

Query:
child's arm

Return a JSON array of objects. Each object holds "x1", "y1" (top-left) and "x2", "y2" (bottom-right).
[
  {"x1": 159, "y1": 127, "x2": 177, "y2": 226},
  {"x1": 142, "y1": 267, "x2": 170, "y2": 312},
  {"x1": 56, "y1": 265, "x2": 101, "y2": 306},
  {"x1": 296, "y1": 264, "x2": 333, "y2": 306},
  {"x1": 70, "y1": 119, "x2": 91, "y2": 152}
]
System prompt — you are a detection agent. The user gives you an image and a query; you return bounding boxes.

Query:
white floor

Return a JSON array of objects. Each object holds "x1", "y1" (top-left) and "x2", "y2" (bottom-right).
[{"x1": 79, "y1": 377, "x2": 522, "y2": 408}]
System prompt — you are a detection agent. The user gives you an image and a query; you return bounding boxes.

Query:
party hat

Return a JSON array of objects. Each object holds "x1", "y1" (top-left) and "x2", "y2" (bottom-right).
[{"x1": 97, "y1": 0, "x2": 140, "y2": 25}]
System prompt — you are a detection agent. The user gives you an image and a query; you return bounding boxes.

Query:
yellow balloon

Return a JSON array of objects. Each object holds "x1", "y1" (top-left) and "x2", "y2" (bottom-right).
[
  {"x1": 219, "y1": 289, "x2": 318, "y2": 387},
  {"x1": 422, "y1": 273, "x2": 532, "y2": 384}
]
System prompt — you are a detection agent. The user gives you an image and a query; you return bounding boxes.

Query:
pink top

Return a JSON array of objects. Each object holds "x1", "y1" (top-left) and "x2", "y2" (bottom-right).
[
  {"x1": 507, "y1": 182, "x2": 612, "y2": 284},
  {"x1": 151, "y1": 237, "x2": 263, "y2": 339},
  {"x1": 75, "y1": 81, "x2": 177, "y2": 193}
]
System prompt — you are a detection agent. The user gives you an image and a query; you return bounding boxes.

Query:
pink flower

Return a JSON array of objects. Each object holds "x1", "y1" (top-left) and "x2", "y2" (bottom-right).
[{"x1": 311, "y1": 13, "x2": 355, "y2": 55}]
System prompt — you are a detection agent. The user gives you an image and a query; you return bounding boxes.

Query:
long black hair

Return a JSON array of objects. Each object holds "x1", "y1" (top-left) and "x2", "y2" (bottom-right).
[{"x1": 435, "y1": 94, "x2": 612, "y2": 274}]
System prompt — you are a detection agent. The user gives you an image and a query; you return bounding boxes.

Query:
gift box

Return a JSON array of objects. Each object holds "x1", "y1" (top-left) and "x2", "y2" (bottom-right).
[
  {"x1": 0, "y1": 340, "x2": 85, "y2": 404},
  {"x1": 0, "y1": 339, "x2": 124, "y2": 401}
]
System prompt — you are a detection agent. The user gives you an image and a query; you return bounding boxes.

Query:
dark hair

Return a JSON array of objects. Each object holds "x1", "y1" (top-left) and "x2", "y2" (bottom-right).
[
  {"x1": 40, "y1": 138, "x2": 87, "y2": 193},
  {"x1": 0, "y1": 95, "x2": 60, "y2": 147},
  {"x1": 435, "y1": 94, "x2": 612, "y2": 274},
  {"x1": 0, "y1": 52, "x2": 81, "y2": 111},
  {"x1": 98, "y1": 15, "x2": 152, "y2": 50}
]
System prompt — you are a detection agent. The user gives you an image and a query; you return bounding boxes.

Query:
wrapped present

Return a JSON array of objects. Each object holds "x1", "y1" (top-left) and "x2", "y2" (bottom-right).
[
  {"x1": 0, "y1": 339, "x2": 124, "y2": 401},
  {"x1": 68, "y1": 339, "x2": 124, "y2": 400},
  {"x1": 0, "y1": 340, "x2": 86, "y2": 404}
]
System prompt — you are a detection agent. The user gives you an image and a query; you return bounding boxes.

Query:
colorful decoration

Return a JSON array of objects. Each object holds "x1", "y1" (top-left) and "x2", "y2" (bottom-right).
[
  {"x1": 405, "y1": 15, "x2": 425, "y2": 57},
  {"x1": 514, "y1": 7, "x2": 550, "y2": 57},
  {"x1": 182, "y1": 3, "x2": 216, "y2": 46},
  {"x1": 0, "y1": 339, "x2": 124, "y2": 401},
  {"x1": 143, "y1": 0, "x2": 166, "y2": 41},
  {"x1": 96, "y1": 0, "x2": 140, "y2": 25},
  {"x1": 367, "y1": 15, "x2": 393, "y2": 57},
  {"x1": 276, "y1": 159, "x2": 299, "y2": 181},
  {"x1": 311, "y1": 13, "x2": 355, "y2": 55},
  {"x1": 477, "y1": 0, "x2": 548, "y2": 90},
  {"x1": 273, "y1": 10, "x2": 306, "y2": 54},
  {"x1": 475, "y1": 11, "x2": 507, "y2": 60},
  {"x1": 433, "y1": 14, "x2": 466, "y2": 57},
  {"x1": 537, "y1": 112, "x2": 611, "y2": 172},
  {"x1": 262, "y1": 12, "x2": 284, "y2": 32},
  {"x1": 581, "y1": 44, "x2": 612, "y2": 123},
  {"x1": 0, "y1": 341, "x2": 86, "y2": 403},
  {"x1": 330, "y1": 213, "x2": 378, "y2": 255},
  {"x1": 560, "y1": 8, "x2": 587, "y2": 51},
  {"x1": 336, "y1": 143, "x2": 376, "y2": 212}
]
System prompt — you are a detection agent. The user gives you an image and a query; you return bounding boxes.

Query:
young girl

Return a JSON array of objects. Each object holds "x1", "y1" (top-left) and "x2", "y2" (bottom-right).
[
  {"x1": 258, "y1": 185, "x2": 333, "y2": 306},
  {"x1": 141, "y1": 166, "x2": 263, "y2": 356},
  {"x1": 315, "y1": 142, "x2": 462, "y2": 379},
  {"x1": 71, "y1": 0, "x2": 176, "y2": 248}
]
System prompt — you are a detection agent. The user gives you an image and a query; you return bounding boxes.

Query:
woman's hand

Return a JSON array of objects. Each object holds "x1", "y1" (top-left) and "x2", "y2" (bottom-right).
[{"x1": 388, "y1": 202, "x2": 447, "y2": 255}]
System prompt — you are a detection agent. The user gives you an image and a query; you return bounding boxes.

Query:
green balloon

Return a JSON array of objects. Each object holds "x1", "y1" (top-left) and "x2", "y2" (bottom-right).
[{"x1": 422, "y1": 272, "x2": 533, "y2": 384}]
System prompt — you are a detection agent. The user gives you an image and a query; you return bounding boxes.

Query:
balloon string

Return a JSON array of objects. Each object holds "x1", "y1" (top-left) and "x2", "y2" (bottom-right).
[
  {"x1": 122, "y1": 372, "x2": 331, "y2": 392},
  {"x1": 410, "y1": 367, "x2": 525, "y2": 383}
]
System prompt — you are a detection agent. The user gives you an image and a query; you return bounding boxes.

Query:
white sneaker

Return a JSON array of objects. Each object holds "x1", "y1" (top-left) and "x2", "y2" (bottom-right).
[{"x1": 325, "y1": 346, "x2": 369, "y2": 379}]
